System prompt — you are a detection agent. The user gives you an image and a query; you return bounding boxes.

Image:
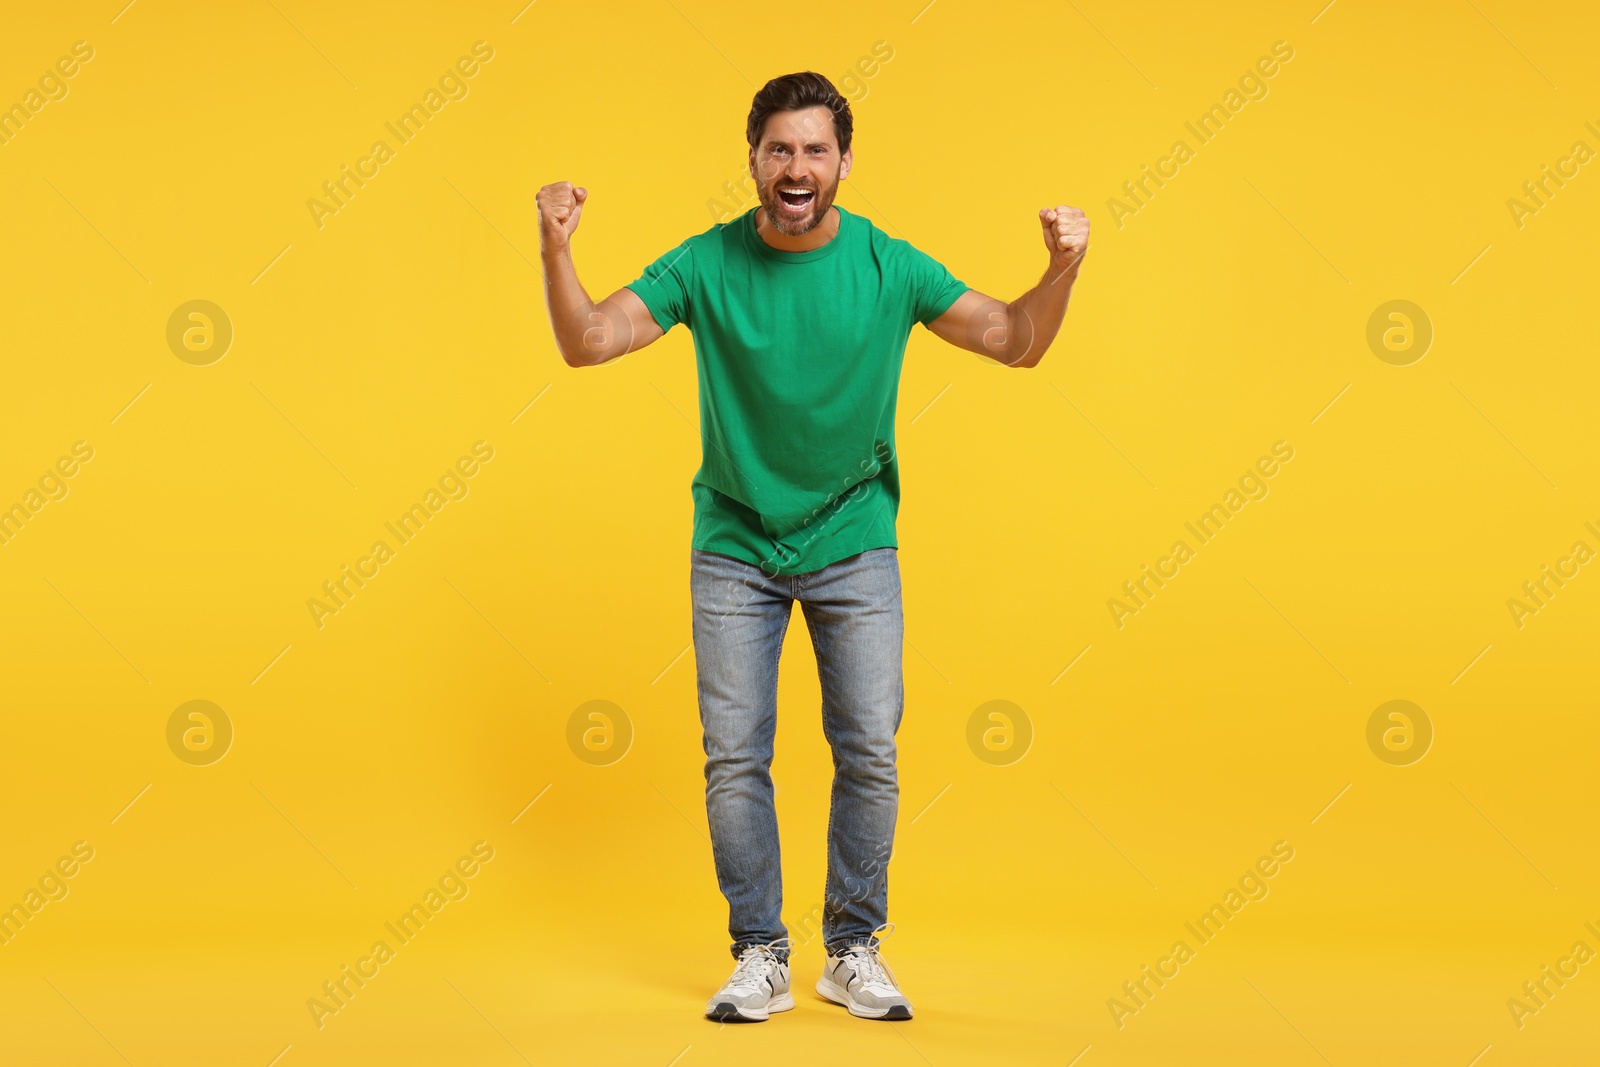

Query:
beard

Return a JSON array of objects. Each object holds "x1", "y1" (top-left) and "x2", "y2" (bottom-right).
[{"x1": 756, "y1": 167, "x2": 841, "y2": 236}]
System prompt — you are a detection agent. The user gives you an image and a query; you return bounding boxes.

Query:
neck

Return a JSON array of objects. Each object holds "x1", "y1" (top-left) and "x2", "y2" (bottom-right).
[{"x1": 755, "y1": 205, "x2": 841, "y2": 252}]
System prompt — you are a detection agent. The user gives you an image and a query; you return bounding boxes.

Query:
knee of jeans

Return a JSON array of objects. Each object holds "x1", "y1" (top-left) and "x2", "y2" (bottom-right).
[
  {"x1": 831, "y1": 738, "x2": 897, "y2": 783},
  {"x1": 704, "y1": 748, "x2": 774, "y2": 783}
]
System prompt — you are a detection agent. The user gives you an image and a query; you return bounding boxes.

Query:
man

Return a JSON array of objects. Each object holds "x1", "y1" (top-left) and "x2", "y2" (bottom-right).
[{"x1": 537, "y1": 71, "x2": 1087, "y2": 1023}]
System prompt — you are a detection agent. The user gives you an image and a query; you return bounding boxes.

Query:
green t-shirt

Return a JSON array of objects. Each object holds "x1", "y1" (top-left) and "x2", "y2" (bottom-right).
[{"x1": 626, "y1": 205, "x2": 968, "y2": 577}]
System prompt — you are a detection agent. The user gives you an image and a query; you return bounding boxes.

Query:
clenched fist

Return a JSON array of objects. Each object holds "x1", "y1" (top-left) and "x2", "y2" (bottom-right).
[
  {"x1": 537, "y1": 181, "x2": 587, "y2": 253},
  {"x1": 1040, "y1": 205, "x2": 1089, "y2": 276}
]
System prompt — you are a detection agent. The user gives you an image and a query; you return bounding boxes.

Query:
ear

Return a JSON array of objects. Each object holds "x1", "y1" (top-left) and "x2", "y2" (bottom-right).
[{"x1": 840, "y1": 147, "x2": 853, "y2": 182}]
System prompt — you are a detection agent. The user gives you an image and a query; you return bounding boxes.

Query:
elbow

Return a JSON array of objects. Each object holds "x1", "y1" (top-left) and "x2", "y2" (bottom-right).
[
  {"x1": 998, "y1": 310, "x2": 1048, "y2": 368},
  {"x1": 558, "y1": 325, "x2": 630, "y2": 366},
  {"x1": 1003, "y1": 337, "x2": 1047, "y2": 370},
  {"x1": 1009, "y1": 328, "x2": 1060, "y2": 369},
  {"x1": 557, "y1": 341, "x2": 598, "y2": 368}
]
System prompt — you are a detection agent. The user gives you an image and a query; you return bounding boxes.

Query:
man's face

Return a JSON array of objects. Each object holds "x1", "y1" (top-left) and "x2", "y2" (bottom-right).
[{"x1": 750, "y1": 105, "x2": 852, "y2": 236}]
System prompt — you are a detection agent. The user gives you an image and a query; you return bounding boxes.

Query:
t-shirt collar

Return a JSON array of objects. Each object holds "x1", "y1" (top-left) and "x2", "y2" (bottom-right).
[{"x1": 743, "y1": 204, "x2": 851, "y2": 264}]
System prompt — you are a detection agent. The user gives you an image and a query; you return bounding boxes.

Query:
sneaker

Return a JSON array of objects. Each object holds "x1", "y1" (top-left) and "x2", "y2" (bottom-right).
[
  {"x1": 816, "y1": 923, "x2": 913, "y2": 1020},
  {"x1": 705, "y1": 937, "x2": 794, "y2": 1022}
]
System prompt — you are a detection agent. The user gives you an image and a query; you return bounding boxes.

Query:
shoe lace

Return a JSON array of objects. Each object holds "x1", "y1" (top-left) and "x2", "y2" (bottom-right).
[
  {"x1": 837, "y1": 922, "x2": 900, "y2": 992},
  {"x1": 728, "y1": 936, "x2": 793, "y2": 991}
]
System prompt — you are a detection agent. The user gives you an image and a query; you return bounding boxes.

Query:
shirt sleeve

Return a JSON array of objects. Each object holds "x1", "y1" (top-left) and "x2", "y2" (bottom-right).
[
  {"x1": 624, "y1": 240, "x2": 695, "y2": 334},
  {"x1": 907, "y1": 245, "x2": 969, "y2": 327}
]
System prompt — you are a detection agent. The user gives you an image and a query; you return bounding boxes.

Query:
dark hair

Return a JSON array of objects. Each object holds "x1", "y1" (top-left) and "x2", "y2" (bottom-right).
[{"x1": 746, "y1": 71, "x2": 853, "y2": 155}]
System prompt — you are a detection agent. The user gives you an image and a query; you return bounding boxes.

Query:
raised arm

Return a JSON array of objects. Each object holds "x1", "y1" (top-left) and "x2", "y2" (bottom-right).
[
  {"x1": 926, "y1": 204, "x2": 1089, "y2": 369},
  {"x1": 537, "y1": 182, "x2": 664, "y2": 367}
]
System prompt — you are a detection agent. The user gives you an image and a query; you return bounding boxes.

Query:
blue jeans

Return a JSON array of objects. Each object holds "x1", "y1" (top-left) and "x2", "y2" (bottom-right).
[{"x1": 690, "y1": 546, "x2": 905, "y2": 962}]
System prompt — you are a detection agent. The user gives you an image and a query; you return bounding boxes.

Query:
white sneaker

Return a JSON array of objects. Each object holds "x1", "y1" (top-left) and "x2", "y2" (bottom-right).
[
  {"x1": 705, "y1": 938, "x2": 794, "y2": 1022},
  {"x1": 816, "y1": 923, "x2": 913, "y2": 1020}
]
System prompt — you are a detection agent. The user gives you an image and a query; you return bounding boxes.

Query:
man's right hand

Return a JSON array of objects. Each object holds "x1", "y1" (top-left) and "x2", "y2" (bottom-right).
[{"x1": 537, "y1": 181, "x2": 586, "y2": 253}]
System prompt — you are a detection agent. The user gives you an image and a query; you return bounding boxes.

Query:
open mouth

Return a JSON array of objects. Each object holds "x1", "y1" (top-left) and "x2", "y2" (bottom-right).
[{"x1": 776, "y1": 185, "x2": 817, "y2": 213}]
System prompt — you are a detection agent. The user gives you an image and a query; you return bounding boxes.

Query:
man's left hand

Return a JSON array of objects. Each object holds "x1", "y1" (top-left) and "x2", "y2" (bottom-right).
[{"x1": 1040, "y1": 205, "x2": 1089, "y2": 277}]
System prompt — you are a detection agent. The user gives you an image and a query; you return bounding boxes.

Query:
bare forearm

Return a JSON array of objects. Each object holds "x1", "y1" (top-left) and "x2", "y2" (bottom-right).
[
  {"x1": 1004, "y1": 263, "x2": 1079, "y2": 369},
  {"x1": 541, "y1": 246, "x2": 602, "y2": 365}
]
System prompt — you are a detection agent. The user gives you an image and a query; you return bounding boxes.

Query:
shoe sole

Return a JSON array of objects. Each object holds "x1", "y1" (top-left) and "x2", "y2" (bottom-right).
[
  {"x1": 706, "y1": 991, "x2": 794, "y2": 1022},
  {"x1": 815, "y1": 977, "x2": 913, "y2": 1020}
]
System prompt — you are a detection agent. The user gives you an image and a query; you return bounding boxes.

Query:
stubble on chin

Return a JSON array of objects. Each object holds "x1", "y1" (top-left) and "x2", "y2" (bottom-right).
[
  {"x1": 762, "y1": 201, "x2": 817, "y2": 236},
  {"x1": 759, "y1": 188, "x2": 833, "y2": 236}
]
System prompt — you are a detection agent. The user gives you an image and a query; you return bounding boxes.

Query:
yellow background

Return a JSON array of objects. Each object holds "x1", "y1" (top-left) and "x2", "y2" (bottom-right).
[{"x1": 2, "y1": 0, "x2": 1597, "y2": 1063}]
